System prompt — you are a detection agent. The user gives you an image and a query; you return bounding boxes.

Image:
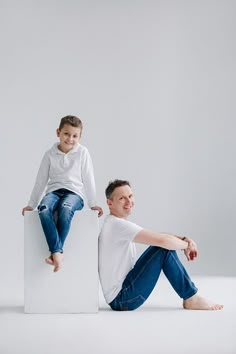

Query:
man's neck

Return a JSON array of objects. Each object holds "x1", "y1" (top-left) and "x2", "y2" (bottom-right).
[{"x1": 109, "y1": 212, "x2": 128, "y2": 220}]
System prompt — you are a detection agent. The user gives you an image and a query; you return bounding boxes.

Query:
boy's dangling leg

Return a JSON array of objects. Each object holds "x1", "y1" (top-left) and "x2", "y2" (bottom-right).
[
  {"x1": 56, "y1": 191, "x2": 84, "y2": 248},
  {"x1": 38, "y1": 191, "x2": 63, "y2": 270}
]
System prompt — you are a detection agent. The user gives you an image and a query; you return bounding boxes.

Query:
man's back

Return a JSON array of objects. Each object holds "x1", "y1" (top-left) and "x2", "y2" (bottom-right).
[{"x1": 98, "y1": 215, "x2": 142, "y2": 303}]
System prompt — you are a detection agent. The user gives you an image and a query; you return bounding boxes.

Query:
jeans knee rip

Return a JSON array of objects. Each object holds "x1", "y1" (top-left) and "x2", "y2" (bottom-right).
[
  {"x1": 62, "y1": 202, "x2": 72, "y2": 209},
  {"x1": 38, "y1": 205, "x2": 47, "y2": 213}
]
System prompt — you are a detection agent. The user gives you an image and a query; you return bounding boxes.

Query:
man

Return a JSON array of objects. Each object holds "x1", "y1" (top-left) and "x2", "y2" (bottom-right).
[{"x1": 98, "y1": 179, "x2": 223, "y2": 311}]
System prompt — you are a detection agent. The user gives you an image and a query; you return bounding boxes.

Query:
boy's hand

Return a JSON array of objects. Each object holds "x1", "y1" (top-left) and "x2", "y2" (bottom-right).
[
  {"x1": 22, "y1": 206, "x2": 34, "y2": 216},
  {"x1": 91, "y1": 206, "x2": 103, "y2": 217}
]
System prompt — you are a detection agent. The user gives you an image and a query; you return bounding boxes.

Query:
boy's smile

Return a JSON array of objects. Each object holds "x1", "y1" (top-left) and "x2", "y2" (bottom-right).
[{"x1": 56, "y1": 124, "x2": 81, "y2": 153}]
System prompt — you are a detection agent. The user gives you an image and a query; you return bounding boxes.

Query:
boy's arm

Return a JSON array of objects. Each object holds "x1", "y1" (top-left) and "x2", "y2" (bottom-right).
[
  {"x1": 91, "y1": 206, "x2": 103, "y2": 217},
  {"x1": 81, "y1": 149, "x2": 103, "y2": 216},
  {"x1": 27, "y1": 153, "x2": 50, "y2": 209},
  {"x1": 81, "y1": 149, "x2": 97, "y2": 207},
  {"x1": 22, "y1": 206, "x2": 34, "y2": 216}
]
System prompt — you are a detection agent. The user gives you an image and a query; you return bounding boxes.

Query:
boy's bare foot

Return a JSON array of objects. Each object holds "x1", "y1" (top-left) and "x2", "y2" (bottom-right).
[
  {"x1": 183, "y1": 294, "x2": 223, "y2": 310},
  {"x1": 52, "y1": 252, "x2": 64, "y2": 272},
  {"x1": 45, "y1": 255, "x2": 54, "y2": 265}
]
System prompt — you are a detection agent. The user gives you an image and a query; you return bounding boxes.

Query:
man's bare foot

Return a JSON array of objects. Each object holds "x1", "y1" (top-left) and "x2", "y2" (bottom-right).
[
  {"x1": 45, "y1": 255, "x2": 54, "y2": 266},
  {"x1": 183, "y1": 294, "x2": 223, "y2": 310},
  {"x1": 52, "y1": 252, "x2": 64, "y2": 272}
]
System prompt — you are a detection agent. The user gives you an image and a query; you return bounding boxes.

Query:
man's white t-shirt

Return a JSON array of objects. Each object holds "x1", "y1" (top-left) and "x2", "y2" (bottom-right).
[{"x1": 98, "y1": 215, "x2": 143, "y2": 304}]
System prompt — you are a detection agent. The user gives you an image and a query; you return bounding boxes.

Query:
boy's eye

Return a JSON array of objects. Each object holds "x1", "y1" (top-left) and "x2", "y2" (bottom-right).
[{"x1": 73, "y1": 135, "x2": 78, "y2": 138}]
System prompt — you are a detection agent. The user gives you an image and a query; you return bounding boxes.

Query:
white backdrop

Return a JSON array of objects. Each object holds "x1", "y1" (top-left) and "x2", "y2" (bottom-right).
[{"x1": 0, "y1": 0, "x2": 235, "y2": 301}]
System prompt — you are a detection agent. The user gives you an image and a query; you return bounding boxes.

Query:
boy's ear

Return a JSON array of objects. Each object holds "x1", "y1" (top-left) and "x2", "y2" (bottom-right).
[{"x1": 56, "y1": 128, "x2": 60, "y2": 137}]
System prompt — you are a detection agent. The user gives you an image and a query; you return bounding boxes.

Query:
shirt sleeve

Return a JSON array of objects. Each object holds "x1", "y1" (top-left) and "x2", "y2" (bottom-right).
[
  {"x1": 27, "y1": 152, "x2": 50, "y2": 209},
  {"x1": 113, "y1": 218, "x2": 143, "y2": 242},
  {"x1": 81, "y1": 148, "x2": 97, "y2": 207}
]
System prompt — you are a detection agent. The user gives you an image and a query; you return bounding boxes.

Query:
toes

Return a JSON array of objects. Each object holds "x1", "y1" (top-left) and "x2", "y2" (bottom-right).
[
  {"x1": 211, "y1": 304, "x2": 223, "y2": 310},
  {"x1": 53, "y1": 264, "x2": 61, "y2": 272},
  {"x1": 216, "y1": 304, "x2": 224, "y2": 310}
]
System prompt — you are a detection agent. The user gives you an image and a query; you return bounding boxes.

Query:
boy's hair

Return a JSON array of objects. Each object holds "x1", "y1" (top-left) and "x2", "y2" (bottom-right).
[
  {"x1": 59, "y1": 115, "x2": 83, "y2": 132},
  {"x1": 105, "y1": 179, "x2": 131, "y2": 199}
]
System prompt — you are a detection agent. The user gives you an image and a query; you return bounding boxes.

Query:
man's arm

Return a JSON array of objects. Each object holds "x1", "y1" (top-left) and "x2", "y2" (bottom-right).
[
  {"x1": 134, "y1": 229, "x2": 188, "y2": 250},
  {"x1": 134, "y1": 230, "x2": 198, "y2": 261}
]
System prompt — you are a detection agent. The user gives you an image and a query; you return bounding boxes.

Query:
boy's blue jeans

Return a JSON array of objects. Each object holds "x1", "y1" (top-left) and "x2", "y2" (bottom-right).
[
  {"x1": 38, "y1": 189, "x2": 84, "y2": 254},
  {"x1": 109, "y1": 246, "x2": 198, "y2": 311}
]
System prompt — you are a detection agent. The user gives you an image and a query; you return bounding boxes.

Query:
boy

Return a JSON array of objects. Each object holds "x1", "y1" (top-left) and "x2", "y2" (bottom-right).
[{"x1": 22, "y1": 115, "x2": 103, "y2": 272}]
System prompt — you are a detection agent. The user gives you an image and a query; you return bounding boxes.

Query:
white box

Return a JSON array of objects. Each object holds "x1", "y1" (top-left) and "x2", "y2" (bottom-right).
[{"x1": 24, "y1": 209, "x2": 99, "y2": 313}]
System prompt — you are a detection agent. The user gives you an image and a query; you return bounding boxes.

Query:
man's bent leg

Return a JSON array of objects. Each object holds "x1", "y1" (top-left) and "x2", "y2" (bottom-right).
[
  {"x1": 109, "y1": 246, "x2": 170, "y2": 310},
  {"x1": 162, "y1": 250, "x2": 198, "y2": 300},
  {"x1": 109, "y1": 246, "x2": 197, "y2": 311}
]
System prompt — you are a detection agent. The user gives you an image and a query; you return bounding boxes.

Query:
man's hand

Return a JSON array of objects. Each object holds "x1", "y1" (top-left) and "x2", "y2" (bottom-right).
[
  {"x1": 91, "y1": 206, "x2": 103, "y2": 217},
  {"x1": 184, "y1": 238, "x2": 198, "y2": 261},
  {"x1": 22, "y1": 206, "x2": 34, "y2": 216}
]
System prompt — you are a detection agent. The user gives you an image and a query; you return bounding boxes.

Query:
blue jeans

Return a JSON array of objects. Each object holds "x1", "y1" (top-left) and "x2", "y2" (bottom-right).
[
  {"x1": 38, "y1": 189, "x2": 84, "y2": 253},
  {"x1": 109, "y1": 246, "x2": 198, "y2": 311}
]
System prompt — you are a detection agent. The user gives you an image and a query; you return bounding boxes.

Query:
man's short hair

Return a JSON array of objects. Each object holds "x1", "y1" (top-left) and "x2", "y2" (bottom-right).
[
  {"x1": 105, "y1": 179, "x2": 131, "y2": 199},
  {"x1": 59, "y1": 115, "x2": 83, "y2": 132}
]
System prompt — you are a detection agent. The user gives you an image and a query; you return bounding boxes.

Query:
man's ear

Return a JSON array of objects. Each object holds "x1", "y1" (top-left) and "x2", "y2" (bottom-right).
[
  {"x1": 107, "y1": 199, "x2": 112, "y2": 207},
  {"x1": 56, "y1": 128, "x2": 60, "y2": 137}
]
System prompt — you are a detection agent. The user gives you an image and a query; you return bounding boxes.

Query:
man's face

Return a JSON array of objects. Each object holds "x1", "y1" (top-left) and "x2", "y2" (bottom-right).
[
  {"x1": 107, "y1": 185, "x2": 135, "y2": 219},
  {"x1": 56, "y1": 124, "x2": 81, "y2": 153}
]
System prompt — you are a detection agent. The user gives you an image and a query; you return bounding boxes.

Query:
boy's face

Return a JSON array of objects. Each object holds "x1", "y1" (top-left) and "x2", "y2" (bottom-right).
[
  {"x1": 56, "y1": 124, "x2": 81, "y2": 153},
  {"x1": 107, "y1": 185, "x2": 135, "y2": 219}
]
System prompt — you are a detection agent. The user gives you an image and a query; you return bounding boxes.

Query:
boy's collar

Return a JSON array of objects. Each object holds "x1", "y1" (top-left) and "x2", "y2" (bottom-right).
[{"x1": 53, "y1": 142, "x2": 80, "y2": 154}]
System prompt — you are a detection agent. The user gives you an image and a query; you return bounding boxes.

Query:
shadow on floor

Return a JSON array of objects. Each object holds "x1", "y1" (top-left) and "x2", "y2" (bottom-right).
[
  {"x1": 98, "y1": 305, "x2": 181, "y2": 312},
  {"x1": 0, "y1": 306, "x2": 24, "y2": 314}
]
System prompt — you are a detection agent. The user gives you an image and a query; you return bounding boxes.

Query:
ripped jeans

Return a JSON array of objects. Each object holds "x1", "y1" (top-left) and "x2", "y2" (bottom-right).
[
  {"x1": 38, "y1": 189, "x2": 84, "y2": 254},
  {"x1": 109, "y1": 246, "x2": 198, "y2": 311}
]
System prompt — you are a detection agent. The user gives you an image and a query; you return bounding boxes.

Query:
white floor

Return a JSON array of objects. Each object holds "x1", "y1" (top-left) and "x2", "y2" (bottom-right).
[{"x1": 0, "y1": 276, "x2": 235, "y2": 354}]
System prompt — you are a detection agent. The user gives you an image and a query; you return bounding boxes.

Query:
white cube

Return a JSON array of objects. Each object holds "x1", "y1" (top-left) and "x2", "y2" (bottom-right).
[{"x1": 24, "y1": 209, "x2": 99, "y2": 313}]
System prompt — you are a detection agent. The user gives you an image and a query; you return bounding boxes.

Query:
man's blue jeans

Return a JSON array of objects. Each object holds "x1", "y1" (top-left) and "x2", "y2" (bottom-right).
[
  {"x1": 109, "y1": 246, "x2": 198, "y2": 311},
  {"x1": 38, "y1": 189, "x2": 84, "y2": 254}
]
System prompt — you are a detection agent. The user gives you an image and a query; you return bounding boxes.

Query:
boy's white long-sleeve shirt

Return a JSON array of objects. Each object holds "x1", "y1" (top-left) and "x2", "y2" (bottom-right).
[{"x1": 28, "y1": 143, "x2": 97, "y2": 209}]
